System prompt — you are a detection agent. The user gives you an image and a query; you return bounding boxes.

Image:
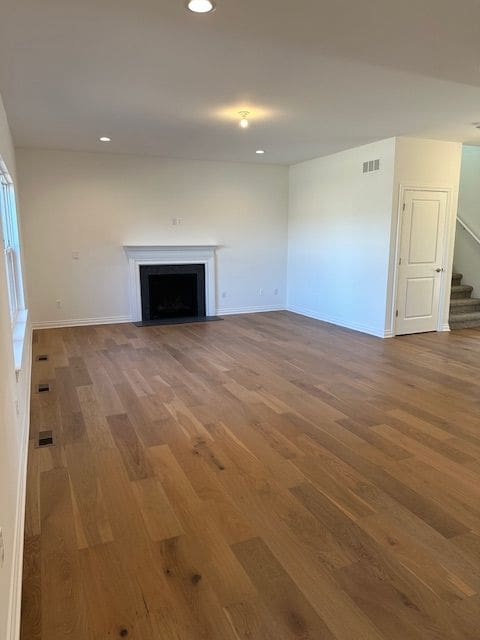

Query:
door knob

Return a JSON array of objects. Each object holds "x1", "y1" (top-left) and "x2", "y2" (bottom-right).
[{"x1": 435, "y1": 268, "x2": 443, "y2": 272}]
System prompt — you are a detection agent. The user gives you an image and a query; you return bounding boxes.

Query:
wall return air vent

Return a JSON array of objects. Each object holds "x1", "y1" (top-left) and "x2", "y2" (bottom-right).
[{"x1": 363, "y1": 159, "x2": 380, "y2": 173}]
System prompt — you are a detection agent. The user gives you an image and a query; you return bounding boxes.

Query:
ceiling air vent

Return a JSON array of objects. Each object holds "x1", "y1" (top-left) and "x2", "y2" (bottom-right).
[{"x1": 363, "y1": 159, "x2": 380, "y2": 173}]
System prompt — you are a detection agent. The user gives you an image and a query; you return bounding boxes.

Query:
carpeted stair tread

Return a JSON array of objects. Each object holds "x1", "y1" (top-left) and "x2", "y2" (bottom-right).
[
  {"x1": 449, "y1": 272, "x2": 480, "y2": 328},
  {"x1": 450, "y1": 311, "x2": 480, "y2": 328},
  {"x1": 451, "y1": 284, "x2": 473, "y2": 293},
  {"x1": 450, "y1": 297, "x2": 480, "y2": 308},
  {"x1": 450, "y1": 311, "x2": 480, "y2": 320}
]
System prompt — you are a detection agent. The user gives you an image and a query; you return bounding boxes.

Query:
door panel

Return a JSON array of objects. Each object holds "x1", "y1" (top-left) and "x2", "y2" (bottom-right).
[
  {"x1": 396, "y1": 190, "x2": 448, "y2": 335},
  {"x1": 404, "y1": 278, "x2": 435, "y2": 318},
  {"x1": 408, "y1": 200, "x2": 440, "y2": 263}
]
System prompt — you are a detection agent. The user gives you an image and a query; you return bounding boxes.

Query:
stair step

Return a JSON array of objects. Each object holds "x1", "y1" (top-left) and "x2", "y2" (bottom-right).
[
  {"x1": 451, "y1": 284, "x2": 473, "y2": 299},
  {"x1": 449, "y1": 297, "x2": 480, "y2": 312},
  {"x1": 450, "y1": 310, "x2": 480, "y2": 329},
  {"x1": 452, "y1": 272, "x2": 463, "y2": 285}
]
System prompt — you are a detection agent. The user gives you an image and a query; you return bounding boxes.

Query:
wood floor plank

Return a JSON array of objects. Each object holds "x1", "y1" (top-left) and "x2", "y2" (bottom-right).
[
  {"x1": 106, "y1": 412, "x2": 154, "y2": 481},
  {"x1": 156, "y1": 535, "x2": 240, "y2": 640},
  {"x1": 39, "y1": 467, "x2": 90, "y2": 638},
  {"x1": 21, "y1": 536, "x2": 41, "y2": 640},
  {"x1": 65, "y1": 442, "x2": 114, "y2": 547},
  {"x1": 232, "y1": 536, "x2": 336, "y2": 639},
  {"x1": 148, "y1": 444, "x2": 258, "y2": 607},
  {"x1": 131, "y1": 477, "x2": 185, "y2": 542},
  {"x1": 21, "y1": 313, "x2": 480, "y2": 639},
  {"x1": 78, "y1": 540, "x2": 170, "y2": 640}
]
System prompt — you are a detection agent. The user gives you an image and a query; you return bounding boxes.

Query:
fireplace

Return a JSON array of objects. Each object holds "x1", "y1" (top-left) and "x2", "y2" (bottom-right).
[
  {"x1": 140, "y1": 264, "x2": 206, "y2": 321},
  {"x1": 124, "y1": 245, "x2": 218, "y2": 322}
]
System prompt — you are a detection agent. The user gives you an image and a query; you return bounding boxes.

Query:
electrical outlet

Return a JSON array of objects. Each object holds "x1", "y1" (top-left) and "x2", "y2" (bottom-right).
[
  {"x1": 259, "y1": 288, "x2": 263, "y2": 296},
  {"x1": 274, "y1": 288, "x2": 279, "y2": 295},
  {"x1": 0, "y1": 527, "x2": 4, "y2": 568},
  {"x1": 72, "y1": 251, "x2": 80, "y2": 260},
  {"x1": 56, "y1": 299, "x2": 62, "y2": 309},
  {"x1": 171, "y1": 218, "x2": 182, "y2": 226},
  {"x1": 221, "y1": 291, "x2": 227, "y2": 299}
]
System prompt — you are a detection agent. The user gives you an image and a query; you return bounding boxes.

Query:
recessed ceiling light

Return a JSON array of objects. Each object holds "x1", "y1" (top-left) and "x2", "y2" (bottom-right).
[
  {"x1": 186, "y1": 0, "x2": 216, "y2": 13},
  {"x1": 99, "y1": 136, "x2": 111, "y2": 142},
  {"x1": 256, "y1": 149, "x2": 265, "y2": 154}
]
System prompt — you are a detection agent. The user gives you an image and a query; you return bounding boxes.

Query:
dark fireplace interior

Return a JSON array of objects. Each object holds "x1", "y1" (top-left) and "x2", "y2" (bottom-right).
[{"x1": 140, "y1": 264, "x2": 206, "y2": 321}]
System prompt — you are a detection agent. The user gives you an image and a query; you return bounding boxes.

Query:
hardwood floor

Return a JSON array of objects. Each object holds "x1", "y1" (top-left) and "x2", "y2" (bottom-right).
[{"x1": 21, "y1": 311, "x2": 480, "y2": 639}]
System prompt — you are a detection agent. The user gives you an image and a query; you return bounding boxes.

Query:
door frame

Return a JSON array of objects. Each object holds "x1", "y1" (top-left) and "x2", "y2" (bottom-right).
[{"x1": 389, "y1": 184, "x2": 456, "y2": 337}]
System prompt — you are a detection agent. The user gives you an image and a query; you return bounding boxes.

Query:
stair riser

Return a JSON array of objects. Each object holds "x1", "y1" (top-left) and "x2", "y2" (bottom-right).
[
  {"x1": 451, "y1": 290, "x2": 472, "y2": 299},
  {"x1": 452, "y1": 276, "x2": 462, "y2": 286},
  {"x1": 450, "y1": 319, "x2": 480, "y2": 329}
]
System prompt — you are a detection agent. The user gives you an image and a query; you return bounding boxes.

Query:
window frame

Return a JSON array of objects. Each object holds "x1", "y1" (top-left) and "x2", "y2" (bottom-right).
[{"x1": 0, "y1": 161, "x2": 26, "y2": 331}]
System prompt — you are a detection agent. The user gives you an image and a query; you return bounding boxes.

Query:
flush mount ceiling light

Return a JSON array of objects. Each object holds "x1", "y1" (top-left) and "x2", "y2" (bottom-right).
[
  {"x1": 99, "y1": 136, "x2": 111, "y2": 142},
  {"x1": 186, "y1": 0, "x2": 216, "y2": 13},
  {"x1": 256, "y1": 149, "x2": 265, "y2": 154},
  {"x1": 239, "y1": 111, "x2": 250, "y2": 129}
]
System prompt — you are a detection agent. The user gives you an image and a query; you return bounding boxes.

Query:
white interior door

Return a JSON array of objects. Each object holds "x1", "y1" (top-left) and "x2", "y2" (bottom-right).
[{"x1": 395, "y1": 189, "x2": 448, "y2": 335}]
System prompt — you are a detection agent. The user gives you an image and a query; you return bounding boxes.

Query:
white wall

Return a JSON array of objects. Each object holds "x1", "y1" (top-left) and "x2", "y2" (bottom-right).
[
  {"x1": 454, "y1": 145, "x2": 480, "y2": 298},
  {"x1": 17, "y1": 149, "x2": 288, "y2": 326},
  {"x1": 387, "y1": 138, "x2": 462, "y2": 333},
  {"x1": 0, "y1": 94, "x2": 31, "y2": 640},
  {"x1": 17, "y1": 137, "x2": 462, "y2": 338},
  {"x1": 287, "y1": 136, "x2": 462, "y2": 337},
  {"x1": 287, "y1": 138, "x2": 396, "y2": 337}
]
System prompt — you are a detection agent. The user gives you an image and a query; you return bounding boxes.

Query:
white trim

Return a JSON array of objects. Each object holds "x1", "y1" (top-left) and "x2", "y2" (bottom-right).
[
  {"x1": 287, "y1": 304, "x2": 386, "y2": 338},
  {"x1": 439, "y1": 322, "x2": 451, "y2": 332},
  {"x1": 389, "y1": 184, "x2": 455, "y2": 337},
  {"x1": 6, "y1": 323, "x2": 32, "y2": 640},
  {"x1": 123, "y1": 244, "x2": 219, "y2": 252},
  {"x1": 457, "y1": 216, "x2": 480, "y2": 246},
  {"x1": 32, "y1": 315, "x2": 131, "y2": 330},
  {"x1": 124, "y1": 245, "x2": 218, "y2": 321},
  {"x1": 218, "y1": 304, "x2": 285, "y2": 315},
  {"x1": 32, "y1": 308, "x2": 287, "y2": 329},
  {"x1": 13, "y1": 308, "x2": 28, "y2": 376},
  {"x1": 0, "y1": 165, "x2": 26, "y2": 328}
]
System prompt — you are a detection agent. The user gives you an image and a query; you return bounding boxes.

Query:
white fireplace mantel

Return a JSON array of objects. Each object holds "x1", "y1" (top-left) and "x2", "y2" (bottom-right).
[{"x1": 123, "y1": 244, "x2": 219, "y2": 321}]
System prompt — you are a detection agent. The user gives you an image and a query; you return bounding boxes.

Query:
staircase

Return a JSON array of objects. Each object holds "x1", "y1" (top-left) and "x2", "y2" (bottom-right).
[{"x1": 449, "y1": 272, "x2": 480, "y2": 329}]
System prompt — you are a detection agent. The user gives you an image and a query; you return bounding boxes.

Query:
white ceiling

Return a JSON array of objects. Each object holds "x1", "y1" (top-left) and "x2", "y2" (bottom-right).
[{"x1": 1, "y1": 0, "x2": 480, "y2": 164}]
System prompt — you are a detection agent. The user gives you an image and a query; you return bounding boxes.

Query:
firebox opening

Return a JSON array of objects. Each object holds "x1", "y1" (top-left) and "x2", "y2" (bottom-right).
[
  {"x1": 140, "y1": 264, "x2": 206, "y2": 321},
  {"x1": 148, "y1": 273, "x2": 197, "y2": 319}
]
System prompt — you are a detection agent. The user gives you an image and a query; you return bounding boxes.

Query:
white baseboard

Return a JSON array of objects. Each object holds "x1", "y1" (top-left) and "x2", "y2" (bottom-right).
[
  {"x1": 286, "y1": 305, "x2": 387, "y2": 338},
  {"x1": 32, "y1": 307, "x2": 287, "y2": 330},
  {"x1": 7, "y1": 323, "x2": 33, "y2": 640},
  {"x1": 218, "y1": 304, "x2": 285, "y2": 316},
  {"x1": 439, "y1": 323, "x2": 451, "y2": 332},
  {"x1": 30, "y1": 308, "x2": 394, "y2": 339},
  {"x1": 32, "y1": 315, "x2": 131, "y2": 330}
]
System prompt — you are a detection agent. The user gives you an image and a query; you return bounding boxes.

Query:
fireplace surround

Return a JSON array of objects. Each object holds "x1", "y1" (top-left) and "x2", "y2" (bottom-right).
[{"x1": 124, "y1": 245, "x2": 218, "y2": 322}]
